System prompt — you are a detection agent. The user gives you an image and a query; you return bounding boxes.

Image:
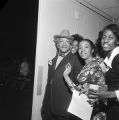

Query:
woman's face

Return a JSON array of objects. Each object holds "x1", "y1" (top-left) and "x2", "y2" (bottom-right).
[
  {"x1": 70, "y1": 40, "x2": 79, "y2": 54},
  {"x1": 101, "y1": 30, "x2": 118, "y2": 52},
  {"x1": 78, "y1": 41, "x2": 93, "y2": 60}
]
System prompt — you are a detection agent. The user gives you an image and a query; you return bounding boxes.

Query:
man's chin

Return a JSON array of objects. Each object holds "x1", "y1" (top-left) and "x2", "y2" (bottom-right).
[
  {"x1": 61, "y1": 50, "x2": 69, "y2": 53},
  {"x1": 71, "y1": 50, "x2": 77, "y2": 54}
]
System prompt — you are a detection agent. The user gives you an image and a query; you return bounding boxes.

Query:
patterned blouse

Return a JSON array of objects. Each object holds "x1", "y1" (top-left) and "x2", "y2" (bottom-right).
[
  {"x1": 76, "y1": 57, "x2": 106, "y2": 120},
  {"x1": 76, "y1": 57, "x2": 106, "y2": 92},
  {"x1": 65, "y1": 57, "x2": 106, "y2": 120}
]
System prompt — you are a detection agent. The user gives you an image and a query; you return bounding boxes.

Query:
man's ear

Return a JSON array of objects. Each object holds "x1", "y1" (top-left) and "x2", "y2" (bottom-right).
[{"x1": 56, "y1": 42, "x2": 59, "y2": 48}]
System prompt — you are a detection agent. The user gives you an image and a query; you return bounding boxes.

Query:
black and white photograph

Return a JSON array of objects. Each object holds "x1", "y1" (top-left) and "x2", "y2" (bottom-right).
[{"x1": 1, "y1": 0, "x2": 119, "y2": 120}]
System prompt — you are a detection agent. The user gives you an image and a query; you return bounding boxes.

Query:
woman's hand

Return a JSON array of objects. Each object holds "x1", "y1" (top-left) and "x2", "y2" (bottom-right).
[
  {"x1": 63, "y1": 63, "x2": 71, "y2": 77},
  {"x1": 86, "y1": 86, "x2": 107, "y2": 105},
  {"x1": 63, "y1": 63, "x2": 75, "y2": 88},
  {"x1": 88, "y1": 87, "x2": 116, "y2": 99}
]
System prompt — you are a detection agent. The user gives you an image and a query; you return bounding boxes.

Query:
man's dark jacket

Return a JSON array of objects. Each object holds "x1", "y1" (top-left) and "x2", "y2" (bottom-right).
[{"x1": 41, "y1": 52, "x2": 83, "y2": 119}]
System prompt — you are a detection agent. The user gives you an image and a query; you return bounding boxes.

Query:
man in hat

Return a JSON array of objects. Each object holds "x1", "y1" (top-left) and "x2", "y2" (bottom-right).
[{"x1": 41, "y1": 29, "x2": 83, "y2": 120}]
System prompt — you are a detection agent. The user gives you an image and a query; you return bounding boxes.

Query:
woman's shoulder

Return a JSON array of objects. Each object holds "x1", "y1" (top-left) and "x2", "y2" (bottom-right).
[
  {"x1": 95, "y1": 56, "x2": 104, "y2": 61},
  {"x1": 111, "y1": 54, "x2": 119, "y2": 71},
  {"x1": 112, "y1": 53, "x2": 119, "y2": 65},
  {"x1": 91, "y1": 56, "x2": 104, "y2": 65},
  {"x1": 113, "y1": 53, "x2": 119, "y2": 60}
]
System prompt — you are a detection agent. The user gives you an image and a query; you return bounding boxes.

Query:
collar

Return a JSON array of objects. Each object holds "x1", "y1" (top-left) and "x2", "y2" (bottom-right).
[
  {"x1": 104, "y1": 46, "x2": 119, "y2": 68},
  {"x1": 58, "y1": 51, "x2": 70, "y2": 57}
]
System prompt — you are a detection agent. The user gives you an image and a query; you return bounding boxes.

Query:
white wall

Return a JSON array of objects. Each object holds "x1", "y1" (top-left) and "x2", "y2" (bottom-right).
[{"x1": 31, "y1": 0, "x2": 112, "y2": 120}]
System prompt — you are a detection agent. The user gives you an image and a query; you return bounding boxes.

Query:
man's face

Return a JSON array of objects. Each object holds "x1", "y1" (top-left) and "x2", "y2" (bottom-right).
[{"x1": 57, "y1": 38, "x2": 71, "y2": 53}]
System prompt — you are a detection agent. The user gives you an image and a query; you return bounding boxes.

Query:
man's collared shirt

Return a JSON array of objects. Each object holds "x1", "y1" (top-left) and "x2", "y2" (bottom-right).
[{"x1": 55, "y1": 51, "x2": 70, "y2": 69}]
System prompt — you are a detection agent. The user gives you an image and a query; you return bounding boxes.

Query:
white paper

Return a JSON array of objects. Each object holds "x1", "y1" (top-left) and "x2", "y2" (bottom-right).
[{"x1": 68, "y1": 90, "x2": 93, "y2": 120}]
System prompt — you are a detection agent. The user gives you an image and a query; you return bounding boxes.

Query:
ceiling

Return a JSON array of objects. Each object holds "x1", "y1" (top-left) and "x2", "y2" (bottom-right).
[{"x1": 83, "y1": 0, "x2": 119, "y2": 23}]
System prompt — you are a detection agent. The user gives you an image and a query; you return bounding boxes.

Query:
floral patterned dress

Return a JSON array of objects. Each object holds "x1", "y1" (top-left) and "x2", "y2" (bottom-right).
[
  {"x1": 76, "y1": 57, "x2": 106, "y2": 120},
  {"x1": 77, "y1": 57, "x2": 105, "y2": 90}
]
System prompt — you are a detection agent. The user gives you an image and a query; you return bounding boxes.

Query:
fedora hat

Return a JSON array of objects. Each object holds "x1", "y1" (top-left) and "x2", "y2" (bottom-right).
[{"x1": 54, "y1": 29, "x2": 73, "y2": 41}]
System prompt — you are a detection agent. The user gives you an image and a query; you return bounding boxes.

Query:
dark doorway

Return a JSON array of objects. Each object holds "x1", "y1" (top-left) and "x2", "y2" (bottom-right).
[{"x1": 0, "y1": 0, "x2": 38, "y2": 120}]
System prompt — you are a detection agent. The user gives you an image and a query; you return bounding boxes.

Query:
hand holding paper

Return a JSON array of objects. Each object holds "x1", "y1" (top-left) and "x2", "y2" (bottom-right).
[{"x1": 68, "y1": 90, "x2": 93, "y2": 120}]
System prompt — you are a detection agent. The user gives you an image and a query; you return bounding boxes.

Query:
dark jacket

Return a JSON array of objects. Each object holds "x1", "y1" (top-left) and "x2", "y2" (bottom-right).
[
  {"x1": 106, "y1": 54, "x2": 119, "y2": 91},
  {"x1": 41, "y1": 52, "x2": 83, "y2": 118},
  {"x1": 105, "y1": 54, "x2": 119, "y2": 120}
]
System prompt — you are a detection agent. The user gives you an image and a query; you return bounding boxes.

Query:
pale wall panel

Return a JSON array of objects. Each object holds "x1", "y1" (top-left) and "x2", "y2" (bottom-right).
[{"x1": 32, "y1": 0, "x2": 111, "y2": 120}]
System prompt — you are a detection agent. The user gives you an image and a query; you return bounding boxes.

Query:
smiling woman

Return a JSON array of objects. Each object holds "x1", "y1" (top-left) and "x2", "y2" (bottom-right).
[
  {"x1": 89, "y1": 24, "x2": 119, "y2": 120},
  {"x1": 63, "y1": 39, "x2": 106, "y2": 120}
]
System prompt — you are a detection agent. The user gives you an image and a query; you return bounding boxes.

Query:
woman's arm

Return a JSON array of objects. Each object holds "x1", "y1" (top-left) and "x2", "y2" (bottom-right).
[
  {"x1": 88, "y1": 88, "x2": 117, "y2": 99},
  {"x1": 63, "y1": 63, "x2": 77, "y2": 90}
]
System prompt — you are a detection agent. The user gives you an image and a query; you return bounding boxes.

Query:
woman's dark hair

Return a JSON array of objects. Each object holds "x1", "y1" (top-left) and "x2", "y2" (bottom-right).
[
  {"x1": 102, "y1": 24, "x2": 119, "y2": 42},
  {"x1": 71, "y1": 34, "x2": 83, "y2": 43},
  {"x1": 95, "y1": 31, "x2": 106, "y2": 58},
  {"x1": 79, "y1": 38, "x2": 96, "y2": 57}
]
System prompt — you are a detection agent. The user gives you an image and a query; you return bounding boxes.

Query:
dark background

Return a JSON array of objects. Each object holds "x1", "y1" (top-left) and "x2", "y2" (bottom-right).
[
  {"x1": 0, "y1": 0, "x2": 38, "y2": 61},
  {"x1": 0, "y1": 0, "x2": 39, "y2": 120}
]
